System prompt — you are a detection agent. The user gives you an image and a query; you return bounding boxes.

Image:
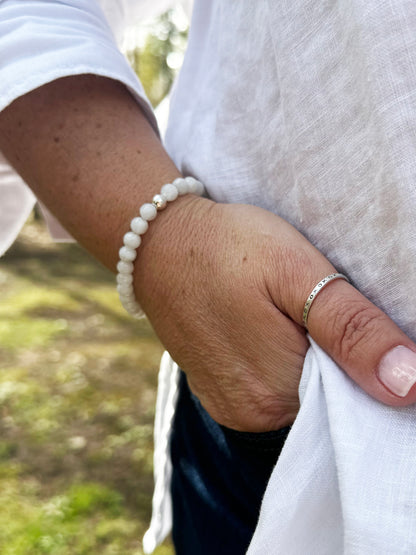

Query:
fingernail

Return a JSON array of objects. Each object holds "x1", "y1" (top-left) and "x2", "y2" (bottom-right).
[{"x1": 377, "y1": 346, "x2": 416, "y2": 397}]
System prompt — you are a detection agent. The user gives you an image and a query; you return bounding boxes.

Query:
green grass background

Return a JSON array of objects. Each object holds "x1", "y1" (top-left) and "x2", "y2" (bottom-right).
[
  {"x1": 0, "y1": 217, "x2": 173, "y2": 554},
  {"x1": 0, "y1": 9, "x2": 188, "y2": 552}
]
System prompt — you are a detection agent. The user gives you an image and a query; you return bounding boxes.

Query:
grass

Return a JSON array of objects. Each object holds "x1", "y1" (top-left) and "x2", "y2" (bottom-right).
[{"x1": 0, "y1": 215, "x2": 173, "y2": 554}]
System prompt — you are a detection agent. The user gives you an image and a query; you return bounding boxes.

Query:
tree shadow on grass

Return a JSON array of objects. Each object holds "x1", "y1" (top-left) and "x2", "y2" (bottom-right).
[
  {"x1": 2, "y1": 234, "x2": 157, "y2": 338},
  {"x1": 2, "y1": 234, "x2": 112, "y2": 285},
  {"x1": 0, "y1": 221, "x2": 166, "y2": 531}
]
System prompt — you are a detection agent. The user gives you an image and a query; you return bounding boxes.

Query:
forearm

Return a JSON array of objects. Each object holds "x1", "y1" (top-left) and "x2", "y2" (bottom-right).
[
  {"x1": 2, "y1": 73, "x2": 416, "y2": 430},
  {"x1": 0, "y1": 74, "x2": 193, "y2": 272}
]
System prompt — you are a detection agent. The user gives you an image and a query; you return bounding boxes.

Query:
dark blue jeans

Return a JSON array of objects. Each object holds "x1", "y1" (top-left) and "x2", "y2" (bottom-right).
[{"x1": 170, "y1": 372, "x2": 290, "y2": 554}]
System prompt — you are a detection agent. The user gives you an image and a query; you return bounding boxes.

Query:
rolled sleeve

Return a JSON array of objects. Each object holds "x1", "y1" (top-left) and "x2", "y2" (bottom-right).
[
  {"x1": 0, "y1": 0, "x2": 159, "y2": 253},
  {"x1": 0, "y1": 0, "x2": 158, "y2": 133}
]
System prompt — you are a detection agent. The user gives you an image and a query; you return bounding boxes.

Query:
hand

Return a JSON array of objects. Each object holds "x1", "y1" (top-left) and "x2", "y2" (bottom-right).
[
  {"x1": 2, "y1": 76, "x2": 415, "y2": 432},
  {"x1": 135, "y1": 197, "x2": 416, "y2": 432}
]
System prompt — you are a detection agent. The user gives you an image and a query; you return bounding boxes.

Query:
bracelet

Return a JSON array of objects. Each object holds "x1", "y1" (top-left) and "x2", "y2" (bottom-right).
[{"x1": 116, "y1": 176, "x2": 205, "y2": 318}]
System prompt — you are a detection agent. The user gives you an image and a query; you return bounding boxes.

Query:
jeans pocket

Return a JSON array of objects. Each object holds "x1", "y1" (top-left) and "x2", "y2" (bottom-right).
[{"x1": 219, "y1": 424, "x2": 291, "y2": 455}]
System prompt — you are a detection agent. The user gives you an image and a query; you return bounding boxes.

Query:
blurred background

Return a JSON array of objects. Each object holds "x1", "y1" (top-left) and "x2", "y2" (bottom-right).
[{"x1": 0, "y1": 7, "x2": 188, "y2": 554}]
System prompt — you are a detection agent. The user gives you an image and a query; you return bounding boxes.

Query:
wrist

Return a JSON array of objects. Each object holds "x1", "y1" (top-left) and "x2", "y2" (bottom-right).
[
  {"x1": 117, "y1": 177, "x2": 215, "y2": 319},
  {"x1": 136, "y1": 194, "x2": 215, "y2": 316}
]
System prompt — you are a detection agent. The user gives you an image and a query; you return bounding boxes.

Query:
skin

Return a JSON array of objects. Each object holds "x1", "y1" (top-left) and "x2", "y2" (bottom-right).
[{"x1": 1, "y1": 75, "x2": 415, "y2": 432}]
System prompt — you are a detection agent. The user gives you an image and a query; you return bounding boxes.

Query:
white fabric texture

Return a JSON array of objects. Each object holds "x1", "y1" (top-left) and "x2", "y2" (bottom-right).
[
  {"x1": 166, "y1": 0, "x2": 416, "y2": 341},
  {"x1": 0, "y1": 157, "x2": 35, "y2": 256},
  {"x1": 0, "y1": 0, "x2": 156, "y2": 120},
  {"x1": 143, "y1": 352, "x2": 180, "y2": 554},
  {"x1": 249, "y1": 339, "x2": 416, "y2": 554},
  {"x1": 1, "y1": 1, "x2": 416, "y2": 553}
]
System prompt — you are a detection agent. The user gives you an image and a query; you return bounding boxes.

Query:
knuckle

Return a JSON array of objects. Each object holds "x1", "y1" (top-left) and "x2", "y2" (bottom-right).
[
  {"x1": 256, "y1": 395, "x2": 299, "y2": 430},
  {"x1": 264, "y1": 241, "x2": 315, "y2": 311},
  {"x1": 333, "y1": 301, "x2": 386, "y2": 361}
]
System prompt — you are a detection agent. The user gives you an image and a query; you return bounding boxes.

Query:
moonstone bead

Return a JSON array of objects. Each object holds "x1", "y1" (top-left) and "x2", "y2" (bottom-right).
[
  {"x1": 119, "y1": 294, "x2": 134, "y2": 305},
  {"x1": 132, "y1": 311, "x2": 144, "y2": 319},
  {"x1": 160, "y1": 183, "x2": 179, "y2": 202},
  {"x1": 140, "y1": 203, "x2": 157, "y2": 221},
  {"x1": 116, "y1": 273, "x2": 133, "y2": 285},
  {"x1": 121, "y1": 299, "x2": 137, "y2": 311},
  {"x1": 117, "y1": 176, "x2": 205, "y2": 319},
  {"x1": 126, "y1": 303, "x2": 143, "y2": 318},
  {"x1": 185, "y1": 176, "x2": 198, "y2": 194},
  {"x1": 173, "y1": 177, "x2": 189, "y2": 196},
  {"x1": 117, "y1": 283, "x2": 134, "y2": 296},
  {"x1": 195, "y1": 181, "x2": 205, "y2": 196},
  {"x1": 131, "y1": 217, "x2": 149, "y2": 235},
  {"x1": 152, "y1": 194, "x2": 167, "y2": 210},
  {"x1": 123, "y1": 231, "x2": 141, "y2": 249},
  {"x1": 119, "y1": 246, "x2": 137, "y2": 262},
  {"x1": 185, "y1": 177, "x2": 204, "y2": 196},
  {"x1": 117, "y1": 260, "x2": 134, "y2": 274},
  {"x1": 127, "y1": 303, "x2": 144, "y2": 319}
]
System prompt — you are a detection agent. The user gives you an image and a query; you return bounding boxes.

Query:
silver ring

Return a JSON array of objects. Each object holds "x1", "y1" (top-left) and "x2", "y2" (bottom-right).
[{"x1": 302, "y1": 273, "x2": 349, "y2": 329}]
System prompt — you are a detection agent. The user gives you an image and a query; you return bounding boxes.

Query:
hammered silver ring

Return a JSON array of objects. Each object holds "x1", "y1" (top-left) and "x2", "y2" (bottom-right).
[{"x1": 302, "y1": 273, "x2": 350, "y2": 329}]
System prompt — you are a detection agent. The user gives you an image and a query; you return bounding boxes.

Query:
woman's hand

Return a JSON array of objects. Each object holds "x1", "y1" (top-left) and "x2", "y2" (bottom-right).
[
  {"x1": 136, "y1": 197, "x2": 416, "y2": 431},
  {"x1": 2, "y1": 75, "x2": 416, "y2": 433}
]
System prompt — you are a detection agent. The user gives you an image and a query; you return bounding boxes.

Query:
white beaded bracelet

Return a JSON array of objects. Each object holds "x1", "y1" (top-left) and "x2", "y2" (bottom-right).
[{"x1": 116, "y1": 176, "x2": 205, "y2": 318}]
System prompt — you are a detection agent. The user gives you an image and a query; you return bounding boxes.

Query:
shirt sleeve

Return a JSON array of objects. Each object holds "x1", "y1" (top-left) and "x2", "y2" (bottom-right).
[
  {"x1": 0, "y1": 0, "x2": 158, "y2": 129},
  {"x1": 0, "y1": 0, "x2": 160, "y2": 253}
]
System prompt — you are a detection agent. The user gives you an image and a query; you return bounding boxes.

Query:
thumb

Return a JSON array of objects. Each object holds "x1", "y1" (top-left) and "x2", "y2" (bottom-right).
[{"x1": 296, "y1": 275, "x2": 416, "y2": 406}]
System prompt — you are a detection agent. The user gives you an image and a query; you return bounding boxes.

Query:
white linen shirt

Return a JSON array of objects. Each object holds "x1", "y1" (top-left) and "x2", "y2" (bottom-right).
[{"x1": 1, "y1": 1, "x2": 416, "y2": 553}]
